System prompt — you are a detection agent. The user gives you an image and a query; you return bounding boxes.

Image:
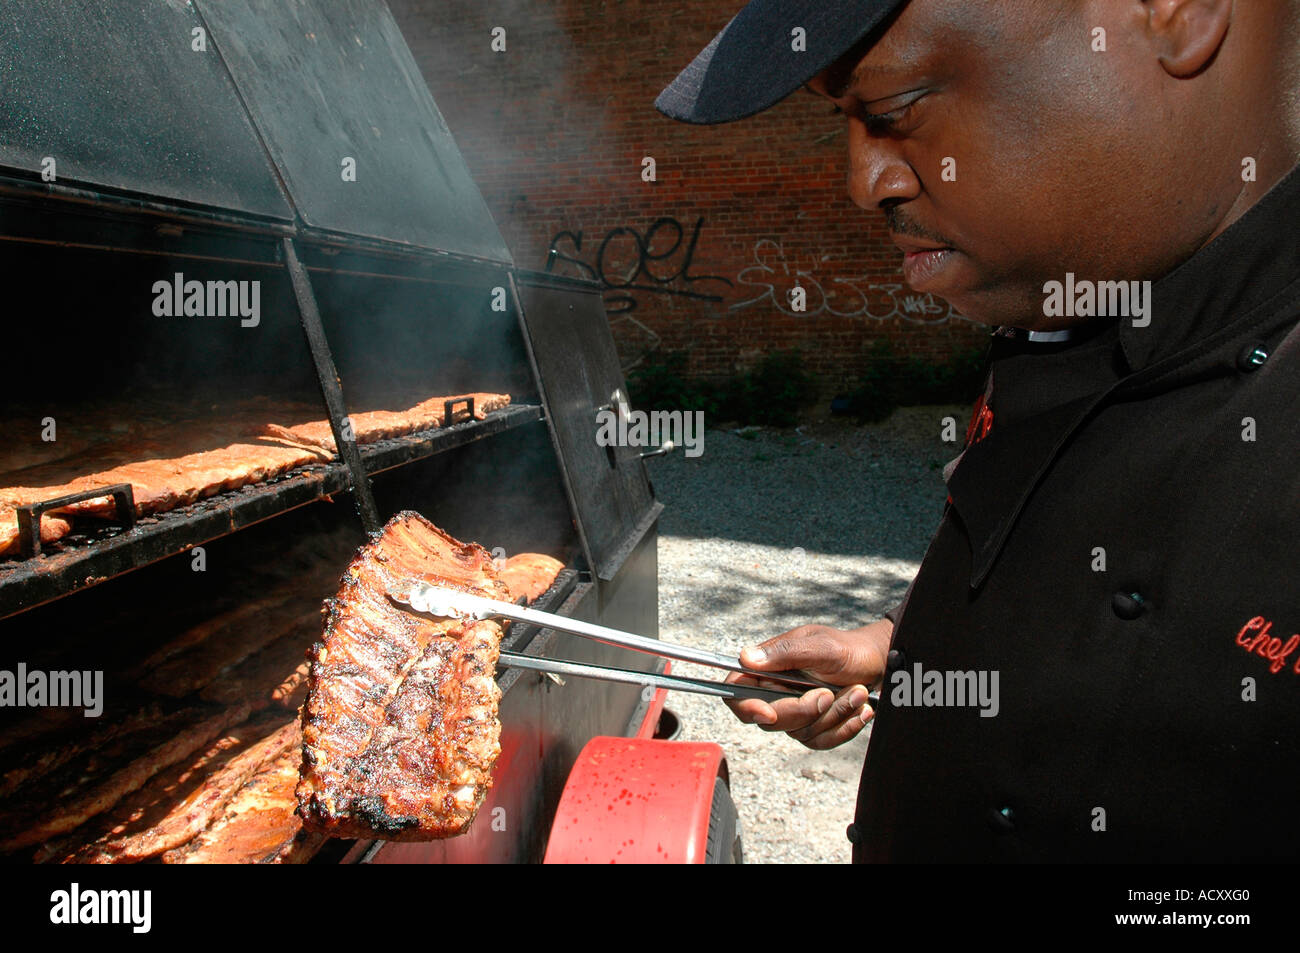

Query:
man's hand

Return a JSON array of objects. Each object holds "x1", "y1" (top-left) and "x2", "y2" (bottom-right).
[{"x1": 725, "y1": 619, "x2": 893, "y2": 750}]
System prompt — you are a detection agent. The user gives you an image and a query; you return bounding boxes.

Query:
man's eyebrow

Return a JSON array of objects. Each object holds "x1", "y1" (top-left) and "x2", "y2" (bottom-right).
[{"x1": 826, "y1": 60, "x2": 918, "y2": 99}]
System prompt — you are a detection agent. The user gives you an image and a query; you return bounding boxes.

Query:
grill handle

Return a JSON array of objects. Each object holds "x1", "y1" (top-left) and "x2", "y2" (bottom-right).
[
  {"x1": 16, "y1": 483, "x2": 136, "y2": 558},
  {"x1": 443, "y1": 396, "x2": 476, "y2": 425},
  {"x1": 639, "y1": 441, "x2": 676, "y2": 459}
]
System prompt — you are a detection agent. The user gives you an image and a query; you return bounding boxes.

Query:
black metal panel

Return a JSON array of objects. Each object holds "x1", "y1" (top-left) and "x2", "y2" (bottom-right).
[
  {"x1": 295, "y1": 239, "x2": 508, "y2": 285},
  {"x1": 0, "y1": 0, "x2": 291, "y2": 220},
  {"x1": 0, "y1": 186, "x2": 289, "y2": 266},
  {"x1": 196, "y1": 0, "x2": 511, "y2": 263},
  {"x1": 515, "y1": 273, "x2": 661, "y2": 580}
]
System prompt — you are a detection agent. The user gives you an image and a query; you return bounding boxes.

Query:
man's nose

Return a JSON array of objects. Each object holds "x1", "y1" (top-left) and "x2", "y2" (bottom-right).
[{"x1": 846, "y1": 119, "x2": 921, "y2": 210}]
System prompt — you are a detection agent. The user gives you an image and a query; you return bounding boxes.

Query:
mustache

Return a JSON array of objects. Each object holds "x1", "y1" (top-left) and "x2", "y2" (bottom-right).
[{"x1": 884, "y1": 207, "x2": 955, "y2": 248}]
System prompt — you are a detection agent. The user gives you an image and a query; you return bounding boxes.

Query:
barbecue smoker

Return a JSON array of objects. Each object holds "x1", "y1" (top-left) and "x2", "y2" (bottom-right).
[{"x1": 0, "y1": 0, "x2": 741, "y2": 864}]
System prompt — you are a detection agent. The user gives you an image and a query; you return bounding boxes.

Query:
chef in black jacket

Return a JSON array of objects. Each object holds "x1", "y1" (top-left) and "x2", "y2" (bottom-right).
[{"x1": 656, "y1": 0, "x2": 1300, "y2": 861}]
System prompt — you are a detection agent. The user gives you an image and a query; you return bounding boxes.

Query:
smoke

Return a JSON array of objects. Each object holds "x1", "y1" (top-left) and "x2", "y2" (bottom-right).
[{"x1": 386, "y1": 0, "x2": 608, "y2": 263}]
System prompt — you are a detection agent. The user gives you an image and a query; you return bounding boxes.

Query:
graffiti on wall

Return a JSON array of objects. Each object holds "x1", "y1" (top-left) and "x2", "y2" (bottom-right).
[
  {"x1": 545, "y1": 219, "x2": 970, "y2": 326},
  {"x1": 545, "y1": 216, "x2": 733, "y2": 314},
  {"x1": 729, "y1": 239, "x2": 971, "y2": 324}
]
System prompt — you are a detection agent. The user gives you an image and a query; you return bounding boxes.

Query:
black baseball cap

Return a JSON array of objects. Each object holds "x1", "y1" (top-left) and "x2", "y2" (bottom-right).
[{"x1": 655, "y1": 0, "x2": 909, "y2": 125}]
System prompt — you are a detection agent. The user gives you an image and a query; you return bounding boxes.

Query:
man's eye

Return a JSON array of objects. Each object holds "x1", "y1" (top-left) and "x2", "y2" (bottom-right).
[
  {"x1": 829, "y1": 91, "x2": 926, "y2": 132},
  {"x1": 863, "y1": 105, "x2": 910, "y2": 133}
]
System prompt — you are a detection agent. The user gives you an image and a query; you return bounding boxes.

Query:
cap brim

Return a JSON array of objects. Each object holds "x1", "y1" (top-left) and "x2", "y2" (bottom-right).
[{"x1": 655, "y1": 0, "x2": 907, "y2": 125}]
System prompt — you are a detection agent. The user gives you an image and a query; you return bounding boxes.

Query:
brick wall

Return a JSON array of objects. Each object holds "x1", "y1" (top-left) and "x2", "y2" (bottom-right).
[{"x1": 389, "y1": 0, "x2": 989, "y2": 394}]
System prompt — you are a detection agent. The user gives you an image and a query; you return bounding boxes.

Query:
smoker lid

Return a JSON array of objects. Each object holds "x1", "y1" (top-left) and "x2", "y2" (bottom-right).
[
  {"x1": 0, "y1": 0, "x2": 293, "y2": 221},
  {"x1": 195, "y1": 0, "x2": 511, "y2": 264},
  {"x1": 0, "y1": 0, "x2": 511, "y2": 265}
]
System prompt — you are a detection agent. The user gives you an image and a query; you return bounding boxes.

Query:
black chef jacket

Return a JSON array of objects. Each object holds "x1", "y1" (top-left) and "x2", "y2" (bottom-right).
[{"x1": 854, "y1": 164, "x2": 1300, "y2": 863}]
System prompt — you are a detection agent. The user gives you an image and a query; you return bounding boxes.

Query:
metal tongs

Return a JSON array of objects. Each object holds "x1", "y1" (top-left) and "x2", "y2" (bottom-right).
[{"x1": 390, "y1": 583, "x2": 860, "y2": 705}]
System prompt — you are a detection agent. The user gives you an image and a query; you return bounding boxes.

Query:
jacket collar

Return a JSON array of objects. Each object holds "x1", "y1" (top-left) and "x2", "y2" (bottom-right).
[
  {"x1": 947, "y1": 162, "x2": 1300, "y2": 589},
  {"x1": 1120, "y1": 162, "x2": 1300, "y2": 377}
]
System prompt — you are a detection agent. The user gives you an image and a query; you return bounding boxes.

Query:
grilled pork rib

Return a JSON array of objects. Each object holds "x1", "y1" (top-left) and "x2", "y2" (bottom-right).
[
  {"x1": 0, "y1": 393, "x2": 510, "y2": 558},
  {"x1": 0, "y1": 703, "x2": 250, "y2": 854},
  {"x1": 64, "y1": 715, "x2": 298, "y2": 864},
  {"x1": 296, "y1": 513, "x2": 508, "y2": 840},
  {"x1": 500, "y1": 553, "x2": 565, "y2": 604},
  {"x1": 162, "y1": 735, "x2": 309, "y2": 864}
]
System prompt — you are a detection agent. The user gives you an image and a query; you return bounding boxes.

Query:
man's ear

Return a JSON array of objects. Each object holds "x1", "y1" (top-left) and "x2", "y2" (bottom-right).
[{"x1": 1144, "y1": 0, "x2": 1233, "y2": 78}]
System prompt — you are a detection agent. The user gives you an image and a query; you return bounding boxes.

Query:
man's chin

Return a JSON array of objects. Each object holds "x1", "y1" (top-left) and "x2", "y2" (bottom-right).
[
  {"x1": 930, "y1": 292, "x2": 1002, "y2": 328},
  {"x1": 900, "y1": 253, "x2": 1018, "y2": 325},
  {"x1": 936, "y1": 286, "x2": 1050, "y2": 329}
]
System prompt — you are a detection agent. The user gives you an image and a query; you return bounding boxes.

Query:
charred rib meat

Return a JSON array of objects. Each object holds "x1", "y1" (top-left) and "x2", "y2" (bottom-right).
[{"x1": 296, "y1": 512, "x2": 509, "y2": 840}]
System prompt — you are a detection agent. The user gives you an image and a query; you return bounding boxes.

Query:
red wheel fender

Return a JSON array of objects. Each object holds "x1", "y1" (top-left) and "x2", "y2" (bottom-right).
[{"x1": 543, "y1": 737, "x2": 728, "y2": 864}]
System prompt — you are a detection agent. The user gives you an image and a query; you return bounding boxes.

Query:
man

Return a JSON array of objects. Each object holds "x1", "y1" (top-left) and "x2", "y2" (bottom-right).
[{"x1": 657, "y1": 0, "x2": 1300, "y2": 861}]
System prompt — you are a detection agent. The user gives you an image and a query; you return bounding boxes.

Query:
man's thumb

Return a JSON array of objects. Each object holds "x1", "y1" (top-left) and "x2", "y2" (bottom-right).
[
  {"x1": 739, "y1": 645, "x2": 770, "y2": 668},
  {"x1": 742, "y1": 628, "x2": 844, "y2": 673}
]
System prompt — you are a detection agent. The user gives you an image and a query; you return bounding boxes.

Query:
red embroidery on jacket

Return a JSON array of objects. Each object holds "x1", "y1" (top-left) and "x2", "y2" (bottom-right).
[
  {"x1": 964, "y1": 394, "x2": 994, "y2": 448},
  {"x1": 944, "y1": 394, "x2": 994, "y2": 507},
  {"x1": 1235, "y1": 616, "x2": 1300, "y2": 675}
]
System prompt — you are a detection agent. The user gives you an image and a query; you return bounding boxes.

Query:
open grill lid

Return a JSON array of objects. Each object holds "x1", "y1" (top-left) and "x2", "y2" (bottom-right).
[
  {"x1": 0, "y1": 0, "x2": 510, "y2": 264},
  {"x1": 197, "y1": 0, "x2": 511, "y2": 262},
  {"x1": 0, "y1": 0, "x2": 292, "y2": 221}
]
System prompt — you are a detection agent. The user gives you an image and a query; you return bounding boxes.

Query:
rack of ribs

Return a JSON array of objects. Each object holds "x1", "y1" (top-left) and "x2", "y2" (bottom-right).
[
  {"x1": 0, "y1": 392, "x2": 511, "y2": 559},
  {"x1": 162, "y1": 742, "x2": 325, "y2": 864},
  {"x1": 55, "y1": 715, "x2": 299, "y2": 864},
  {"x1": 266, "y1": 392, "x2": 512, "y2": 452},
  {"x1": 296, "y1": 512, "x2": 510, "y2": 840},
  {"x1": 499, "y1": 553, "x2": 566, "y2": 605}
]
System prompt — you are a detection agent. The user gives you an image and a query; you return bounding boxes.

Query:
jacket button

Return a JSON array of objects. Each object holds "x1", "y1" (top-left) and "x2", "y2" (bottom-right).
[
  {"x1": 846, "y1": 823, "x2": 861, "y2": 844},
  {"x1": 1112, "y1": 591, "x2": 1148, "y2": 620},
  {"x1": 988, "y1": 806, "x2": 1016, "y2": 833},
  {"x1": 887, "y1": 649, "x2": 906, "y2": 671},
  {"x1": 1237, "y1": 342, "x2": 1270, "y2": 372}
]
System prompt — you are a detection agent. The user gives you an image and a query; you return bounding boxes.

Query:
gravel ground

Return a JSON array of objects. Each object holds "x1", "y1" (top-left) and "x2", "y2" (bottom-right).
[{"x1": 651, "y1": 405, "x2": 965, "y2": 864}]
